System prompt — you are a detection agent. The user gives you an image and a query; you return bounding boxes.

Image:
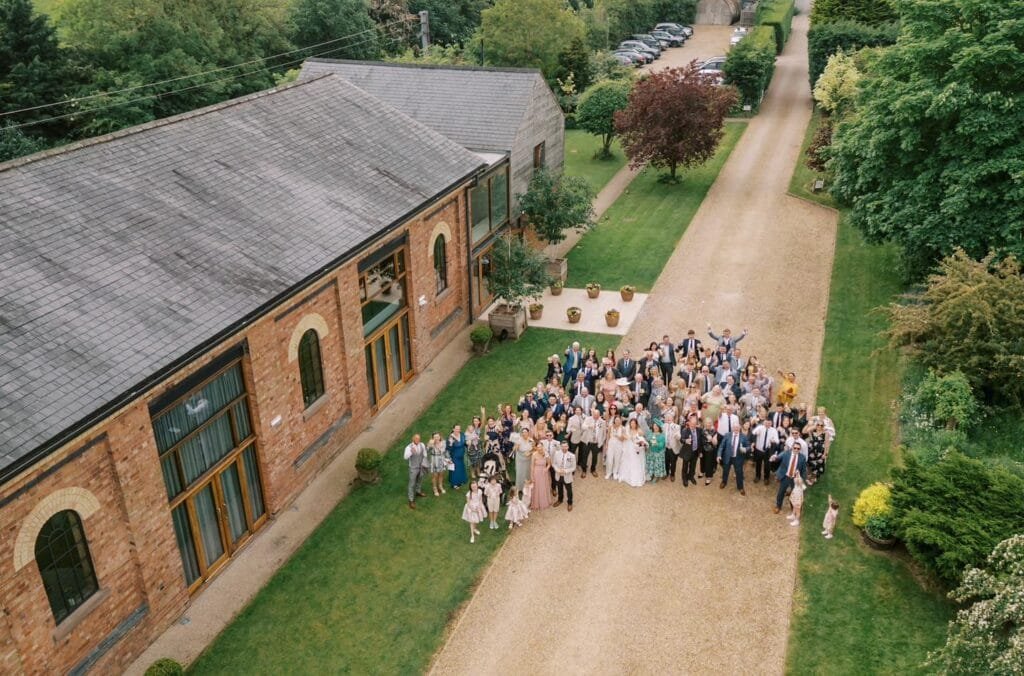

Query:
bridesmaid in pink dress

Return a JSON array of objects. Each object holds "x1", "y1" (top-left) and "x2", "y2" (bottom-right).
[{"x1": 529, "y1": 447, "x2": 552, "y2": 510}]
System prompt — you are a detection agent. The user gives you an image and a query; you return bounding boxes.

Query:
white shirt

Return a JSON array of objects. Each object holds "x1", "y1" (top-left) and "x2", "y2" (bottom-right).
[{"x1": 403, "y1": 442, "x2": 425, "y2": 460}]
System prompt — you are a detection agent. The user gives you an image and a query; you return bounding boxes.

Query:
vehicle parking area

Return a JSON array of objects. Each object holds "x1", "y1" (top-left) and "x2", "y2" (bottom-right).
[{"x1": 640, "y1": 24, "x2": 734, "y2": 73}]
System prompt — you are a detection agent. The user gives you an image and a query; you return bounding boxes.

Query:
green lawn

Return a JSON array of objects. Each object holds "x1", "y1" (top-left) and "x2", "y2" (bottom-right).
[
  {"x1": 788, "y1": 107, "x2": 837, "y2": 209},
  {"x1": 562, "y1": 129, "x2": 627, "y2": 194},
  {"x1": 565, "y1": 122, "x2": 746, "y2": 291},
  {"x1": 785, "y1": 216, "x2": 952, "y2": 675},
  {"x1": 189, "y1": 328, "x2": 617, "y2": 674}
]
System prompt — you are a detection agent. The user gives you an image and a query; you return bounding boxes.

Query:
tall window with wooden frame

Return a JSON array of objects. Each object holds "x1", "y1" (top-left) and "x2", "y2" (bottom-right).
[
  {"x1": 151, "y1": 361, "x2": 266, "y2": 591},
  {"x1": 470, "y1": 165, "x2": 510, "y2": 245},
  {"x1": 359, "y1": 247, "x2": 414, "y2": 410},
  {"x1": 297, "y1": 329, "x2": 325, "y2": 407},
  {"x1": 35, "y1": 510, "x2": 99, "y2": 624},
  {"x1": 433, "y1": 235, "x2": 448, "y2": 295}
]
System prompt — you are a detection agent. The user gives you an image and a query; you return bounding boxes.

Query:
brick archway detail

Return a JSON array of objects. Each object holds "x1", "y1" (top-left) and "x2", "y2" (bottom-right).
[
  {"x1": 13, "y1": 487, "x2": 101, "y2": 572},
  {"x1": 287, "y1": 313, "x2": 330, "y2": 363}
]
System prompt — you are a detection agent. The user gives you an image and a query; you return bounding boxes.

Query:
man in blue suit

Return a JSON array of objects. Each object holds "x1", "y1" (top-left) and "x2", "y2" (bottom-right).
[
  {"x1": 717, "y1": 426, "x2": 750, "y2": 495},
  {"x1": 772, "y1": 443, "x2": 807, "y2": 513},
  {"x1": 563, "y1": 341, "x2": 583, "y2": 386}
]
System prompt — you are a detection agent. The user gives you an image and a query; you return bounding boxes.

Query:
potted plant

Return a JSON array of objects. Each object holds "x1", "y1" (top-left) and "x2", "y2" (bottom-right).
[
  {"x1": 620, "y1": 285, "x2": 636, "y2": 301},
  {"x1": 145, "y1": 659, "x2": 184, "y2": 676},
  {"x1": 586, "y1": 282, "x2": 601, "y2": 299},
  {"x1": 862, "y1": 515, "x2": 897, "y2": 550},
  {"x1": 355, "y1": 448, "x2": 383, "y2": 484},
  {"x1": 487, "y1": 235, "x2": 552, "y2": 340},
  {"x1": 529, "y1": 303, "x2": 544, "y2": 320},
  {"x1": 517, "y1": 168, "x2": 596, "y2": 282},
  {"x1": 550, "y1": 279, "x2": 563, "y2": 296},
  {"x1": 470, "y1": 324, "x2": 493, "y2": 355},
  {"x1": 567, "y1": 306, "x2": 582, "y2": 324},
  {"x1": 605, "y1": 308, "x2": 620, "y2": 327}
]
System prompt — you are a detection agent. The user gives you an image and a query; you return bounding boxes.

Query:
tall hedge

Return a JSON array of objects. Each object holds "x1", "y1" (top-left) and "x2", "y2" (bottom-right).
[
  {"x1": 757, "y1": 0, "x2": 795, "y2": 54},
  {"x1": 810, "y1": 0, "x2": 897, "y2": 26},
  {"x1": 806, "y1": 19, "x2": 898, "y2": 89},
  {"x1": 601, "y1": 0, "x2": 696, "y2": 43},
  {"x1": 723, "y1": 26, "x2": 776, "y2": 107}
]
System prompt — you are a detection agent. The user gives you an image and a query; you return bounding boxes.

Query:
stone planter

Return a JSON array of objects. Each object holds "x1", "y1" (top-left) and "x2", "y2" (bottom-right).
[
  {"x1": 547, "y1": 258, "x2": 568, "y2": 282},
  {"x1": 356, "y1": 468, "x2": 380, "y2": 484},
  {"x1": 529, "y1": 304, "x2": 543, "y2": 321},
  {"x1": 861, "y1": 529, "x2": 897, "y2": 551},
  {"x1": 471, "y1": 339, "x2": 490, "y2": 355},
  {"x1": 567, "y1": 307, "x2": 582, "y2": 324},
  {"x1": 605, "y1": 310, "x2": 620, "y2": 327},
  {"x1": 488, "y1": 304, "x2": 527, "y2": 340}
]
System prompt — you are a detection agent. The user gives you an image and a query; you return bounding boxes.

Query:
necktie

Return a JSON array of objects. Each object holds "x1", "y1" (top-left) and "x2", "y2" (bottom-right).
[
  {"x1": 787, "y1": 452, "x2": 798, "y2": 478},
  {"x1": 733, "y1": 435, "x2": 739, "y2": 456},
  {"x1": 691, "y1": 430, "x2": 698, "y2": 450},
  {"x1": 727, "y1": 416, "x2": 732, "y2": 433}
]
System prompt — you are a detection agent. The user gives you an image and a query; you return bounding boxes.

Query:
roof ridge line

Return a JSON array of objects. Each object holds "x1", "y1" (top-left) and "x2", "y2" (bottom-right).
[{"x1": 306, "y1": 58, "x2": 544, "y2": 76}]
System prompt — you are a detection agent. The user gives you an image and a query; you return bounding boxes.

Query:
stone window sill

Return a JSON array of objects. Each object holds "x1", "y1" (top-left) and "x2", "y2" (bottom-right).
[
  {"x1": 303, "y1": 393, "x2": 331, "y2": 421},
  {"x1": 435, "y1": 288, "x2": 452, "y2": 304},
  {"x1": 53, "y1": 587, "x2": 110, "y2": 642}
]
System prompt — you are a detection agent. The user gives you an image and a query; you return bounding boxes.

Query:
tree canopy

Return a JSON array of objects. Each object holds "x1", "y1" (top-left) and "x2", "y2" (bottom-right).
[
  {"x1": 517, "y1": 168, "x2": 595, "y2": 246},
  {"x1": 829, "y1": 0, "x2": 1024, "y2": 276},
  {"x1": 574, "y1": 78, "x2": 631, "y2": 157},
  {"x1": 614, "y1": 62, "x2": 737, "y2": 180},
  {"x1": 480, "y1": 0, "x2": 585, "y2": 79}
]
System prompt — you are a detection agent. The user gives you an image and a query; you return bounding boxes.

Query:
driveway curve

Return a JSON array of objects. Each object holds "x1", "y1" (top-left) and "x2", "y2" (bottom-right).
[{"x1": 431, "y1": 6, "x2": 838, "y2": 674}]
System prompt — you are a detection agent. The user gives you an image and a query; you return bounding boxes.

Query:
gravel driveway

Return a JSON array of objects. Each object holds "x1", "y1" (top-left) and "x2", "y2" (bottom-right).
[{"x1": 430, "y1": 8, "x2": 838, "y2": 674}]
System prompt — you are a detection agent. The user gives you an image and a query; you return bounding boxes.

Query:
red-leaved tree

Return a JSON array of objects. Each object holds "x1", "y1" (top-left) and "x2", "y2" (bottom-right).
[{"x1": 614, "y1": 62, "x2": 738, "y2": 181}]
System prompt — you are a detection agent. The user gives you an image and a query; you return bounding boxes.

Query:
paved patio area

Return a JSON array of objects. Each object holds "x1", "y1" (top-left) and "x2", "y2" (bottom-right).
[{"x1": 482, "y1": 286, "x2": 649, "y2": 336}]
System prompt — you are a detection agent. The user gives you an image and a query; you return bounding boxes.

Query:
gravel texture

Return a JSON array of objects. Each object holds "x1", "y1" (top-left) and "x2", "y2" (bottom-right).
[{"x1": 430, "y1": 8, "x2": 838, "y2": 675}]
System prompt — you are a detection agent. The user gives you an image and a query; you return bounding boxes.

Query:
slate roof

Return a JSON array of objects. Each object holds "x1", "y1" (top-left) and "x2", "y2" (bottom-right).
[
  {"x1": 299, "y1": 60, "x2": 549, "y2": 152},
  {"x1": 0, "y1": 75, "x2": 485, "y2": 478}
]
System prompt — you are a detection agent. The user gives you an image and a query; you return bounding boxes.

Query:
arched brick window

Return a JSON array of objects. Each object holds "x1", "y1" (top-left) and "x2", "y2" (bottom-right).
[
  {"x1": 298, "y1": 329, "x2": 325, "y2": 407},
  {"x1": 35, "y1": 510, "x2": 99, "y2": 624},
  {"x1": 433, "y1": 234, "x2": 448, "y2": 294}
]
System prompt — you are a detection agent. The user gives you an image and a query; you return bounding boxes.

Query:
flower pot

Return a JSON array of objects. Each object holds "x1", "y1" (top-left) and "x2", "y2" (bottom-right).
[
  {"x1": 567, "y1": 307, "x2": 582, "y2": 324},
  {"x1": 529, "y1": 305, "x2": 543, "y2": 321},
  {"x1": 356, "y1": 468, "x2": 380, "y2": 484},
  {"x1": 861, "y1": 529, "x2": 897, "y2": 551},
  {"x1": 620, "y1": 288, "x2": 635, "y2": 302},
  {"x1": 471, "y1": 340, "x2": 490, "y2": 355},
  {"x1": 586, "y1": 286, "x2": 601, "y2": 299},
  {"x1": 605, "y1": 312, "x2": 620, "y2": 327},
  {"x1": 550, "y1": 284, "x2": 563, "y2": 296}
]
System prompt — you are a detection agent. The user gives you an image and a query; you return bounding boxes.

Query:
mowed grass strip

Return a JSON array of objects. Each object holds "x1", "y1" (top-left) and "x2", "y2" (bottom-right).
[
  {"x1": 565, "y1": 121, "x2": 746, "y2": 291},
  {"x1": 785, "y1": 216, "x2": 951, "y2": 675},
  {"x1": 189, "y1": 328, "x2": 618, "y2": 675},
  {"x1": 788, "y1": 106, "x2": 837, "y2": 209},
  {"x1": 562, "y1": 129, "x2": 627, "y2": 193}
]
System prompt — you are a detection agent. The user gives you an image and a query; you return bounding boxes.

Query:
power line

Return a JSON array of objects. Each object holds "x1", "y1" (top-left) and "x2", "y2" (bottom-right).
[
  {"x1": 3, "y1": 32, "x2": 389, "y2": 132},
  {"x1": 0, "y1": 17, "x2": 414, "y2": 120}
]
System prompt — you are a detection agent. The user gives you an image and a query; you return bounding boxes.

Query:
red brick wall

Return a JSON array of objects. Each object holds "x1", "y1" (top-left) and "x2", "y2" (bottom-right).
[{"x1": 0, "y1": 185, "x2": 472, "y2": 674}]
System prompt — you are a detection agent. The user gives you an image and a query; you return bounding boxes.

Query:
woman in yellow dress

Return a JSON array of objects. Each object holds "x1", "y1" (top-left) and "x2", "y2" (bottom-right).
[{"x1": 776, "y1": 370, "x2": 799, "y2": 406}]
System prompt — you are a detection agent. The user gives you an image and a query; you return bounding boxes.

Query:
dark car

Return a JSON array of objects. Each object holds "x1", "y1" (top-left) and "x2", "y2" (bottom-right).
[
  {"x1": 656, "y1": 22, "x2": 693, "y2": 38},
  {"x1": 613, "y1": 49, "x2": 648, "y2": 66},
  {"x1": 619, "y1": 40, "x2": 660, "y2": 60},
  {"x1": 633, "y1": 33, "x2": 667, "y2": 51}
]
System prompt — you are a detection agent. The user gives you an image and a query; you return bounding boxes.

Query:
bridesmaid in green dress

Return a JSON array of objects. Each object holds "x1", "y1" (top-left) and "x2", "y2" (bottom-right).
[{"x1": 646, "y1": 422, "x2": 667, "y2": 483}]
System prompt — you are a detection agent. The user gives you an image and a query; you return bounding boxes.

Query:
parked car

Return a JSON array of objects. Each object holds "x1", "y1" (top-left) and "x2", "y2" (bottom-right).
[
  {"x1": 613, "y1": 49, "x2": 648, "y2": 66},
  {"x1": 619, "y1": 40, "x2": 660, "y2": 60},
  {"x1": 699, "y1": 56, "x2": 727, "y2": 84},
  {"x1": 650, "y1": 30, "x2": 684, "y2": 47},
  {"x1": 632, "y1": 34, "x2": 667, "y2": 52},
  {"x1": 730, "y1": 27, "x2": 748, "y2": 46},
  {"x1": 612, "y1": 53, "x2": 637, "y2": 67},
  {"x1": 656, "y1": 22, "x2": 693, "y2": 37}
]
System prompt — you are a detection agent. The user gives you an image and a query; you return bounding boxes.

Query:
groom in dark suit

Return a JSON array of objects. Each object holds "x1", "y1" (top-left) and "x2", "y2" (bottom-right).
[
  {"x1": 772, "y1": 445, "x2": 807, "y2": 513},
  {"x1": 616, "y1": 349, "x2": 637, "y2": 380},
  {"x1": 680, "y1": 416, "x2": 702, "y2": 486}
]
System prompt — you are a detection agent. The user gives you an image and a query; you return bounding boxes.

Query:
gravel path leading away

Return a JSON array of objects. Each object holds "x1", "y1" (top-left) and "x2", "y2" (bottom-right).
[{"x1": 430, "y1": 8, "x2": 838, "y2": 675}]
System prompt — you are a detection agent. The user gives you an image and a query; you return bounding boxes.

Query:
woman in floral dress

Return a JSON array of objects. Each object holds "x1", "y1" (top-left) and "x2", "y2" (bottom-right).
[{"x1": 646, "y1": 422, "x2": 667, "y2": 483}]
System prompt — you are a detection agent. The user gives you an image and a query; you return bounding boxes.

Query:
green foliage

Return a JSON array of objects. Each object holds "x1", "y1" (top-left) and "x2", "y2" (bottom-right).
[
  {"x1": 852, "y1": 481, "x2": 891, "y2": 527},
  {"x1": 554, "y1": 35, "x2": 592, "y2": 94},
  {"x1": 886, "y1": 251, "x2": 1024, "y2": 407},
  {"x1": 0, "y1": 121, "x2": 45, "y2": 161},
  {"x1": 804, "y1": 118, "x2": 831, "y2": 173},
  {"x1": 911, "y1": 370, "x2": 978, "y2": 431},
  {"x1": 616, "y1": 63, "x2": 737, "y2": 180},
  {"x1": 889, "y1": 452, "x2": 1024, "y2": 586},
  {"x1": 599, "y1": 0, "x2": 695, "y2": 43},
  {"x1": 928, "y1": 534, "x2": 1024, "y2": 675},
  {"x1": 810, "y1": 0, "x2": 897, "y2": 27},
  {"x1": 355, "y1": 448, "x2": 383, "y2": 471},
  {"x1": 865, "y1": 514, "x2": 896, "y2": 541},
  {"x1": 723, "y1": 26, "x2": 775, "y2": 108},
  {"x1": 756, "y1": 0, "x2": 795, "y2": 54},
  {"x1": 486, "y1": 234, "x2": 552, "y2": 307},
  {"x1": 408, "y1": 0, "x2": 489, "y2": 46},
  {"x1": 588, "y1": 49, "x2": 634, "y2": 84},
  {"x1": 812, "y1": 50, "x2": 860, "y2": 116},
  {"x1": 575, "y1": 78, "x2": 631, "y2": 156},
  {"x1": 517, "y1": 168, "x2": 595, "y2": 246},
  {"x1": 144, "y1": 658, "x2": 184, "y2": 676},
  {"x1": 388, "y1": 43, "x2": 471, "y2": 65},
  {"x1": 806, "y1": 19, "x2": 897, "y2": 91},
  {"x1": 480, "y1": 0, "x2": 584, "y2": 79},
  {"x1": 288, "y1": 0, "x2": 379, "y2": 60},
  {"x1": 469, "y1": 324, "x2": 493, "y2": 345},
  {"x1": 829, "y1": 0, "x2": 1024, "y2": 277}
]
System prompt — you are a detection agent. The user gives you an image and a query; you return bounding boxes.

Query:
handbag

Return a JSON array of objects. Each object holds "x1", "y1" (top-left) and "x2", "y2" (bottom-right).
[{"x1": 445, "y1": 460, "x2": 456, "y2": 471}]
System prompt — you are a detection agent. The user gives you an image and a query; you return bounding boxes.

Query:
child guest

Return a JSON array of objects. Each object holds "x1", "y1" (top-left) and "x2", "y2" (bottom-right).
[
  {"x1": 787, "y1": 476, "x2": 805, "y2": 527},
  {"x1": 505, "y1": 490, "x2": 527, "y2": 529},
  {"x1": 462, "y1": 482, "x2": 487, "y2": 543},
  {"x1": 483, "y1": 475, "x2": 503, "y2": 530},
  {"x1": 521, "y1": 480, "x2": 534, "y2": 519},
  {"x1": 822, "y1": 495, "x2": 839, "y2": 539}
]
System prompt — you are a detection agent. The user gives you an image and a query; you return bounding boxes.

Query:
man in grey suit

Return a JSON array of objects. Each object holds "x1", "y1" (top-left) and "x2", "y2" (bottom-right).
[
  {"x1": 571, "y1": 387, "x2": 596, "y2": 415},
  {"x1": 404, "y1": 434, "x2": 428, "y2": 509},
  {"x1": 553, "y1": 441, "x2": 577, "y2": 511}
]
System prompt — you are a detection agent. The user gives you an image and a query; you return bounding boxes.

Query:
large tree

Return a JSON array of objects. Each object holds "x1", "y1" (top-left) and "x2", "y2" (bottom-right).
[
  {"x1": 829, "y1": 0, "x2": 1024, "y2": 276},
  {"x1": 575, "y1": 78, "x2": 631, "y2": 158},
  {"x1": 517, "y1": 168, "x2": 595, "y2": 246},
  {"x1": 408, "y1": 0, "x2": 489, "y2": 46},
  {"x1": 289, "y1": 0, "x2": 379, "y2": 59},
  {"x1": 614, "y1": 62, "x2": 737, "y2": 180},
  {"x1": 480, "y1": 0, "x2": 585, "y2": 79}
]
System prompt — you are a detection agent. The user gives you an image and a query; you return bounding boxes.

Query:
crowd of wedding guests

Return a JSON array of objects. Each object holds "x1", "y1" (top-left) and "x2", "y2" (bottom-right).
[{"x1": 404, "y1": 326, "x2": 838, "y2": 543}]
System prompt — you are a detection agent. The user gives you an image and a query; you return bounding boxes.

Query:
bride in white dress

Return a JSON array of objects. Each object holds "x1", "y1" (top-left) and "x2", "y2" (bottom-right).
[
  {"x1": 617, "y1": 417, "x2": 647, "y2": 487},
  {"x1": 605, "y1": 416, "x2": 627, "y2": 480}
]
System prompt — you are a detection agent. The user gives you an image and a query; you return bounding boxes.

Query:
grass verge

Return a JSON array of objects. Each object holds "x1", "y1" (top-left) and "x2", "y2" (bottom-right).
[
  {"x1": 785, "y1": 216, "x2": 951, "y2": 675},
  {"x1": 565, "y1": 121, "x2": 746, "y2": 291},
  {"x1": 189, "y1": 328, "x2": 617, "y2": 674},
  {"x1": 562, "y1": 129, "x2": 626, "y2": 193},
  {"x1": 788, "y1": 107, "x2": 836, "y2": 209}
]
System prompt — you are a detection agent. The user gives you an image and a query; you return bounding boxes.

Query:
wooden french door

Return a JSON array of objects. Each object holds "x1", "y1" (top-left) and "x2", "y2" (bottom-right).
[{"x1": 364, "y1": 313, "x2": 413, "y2": 410}]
